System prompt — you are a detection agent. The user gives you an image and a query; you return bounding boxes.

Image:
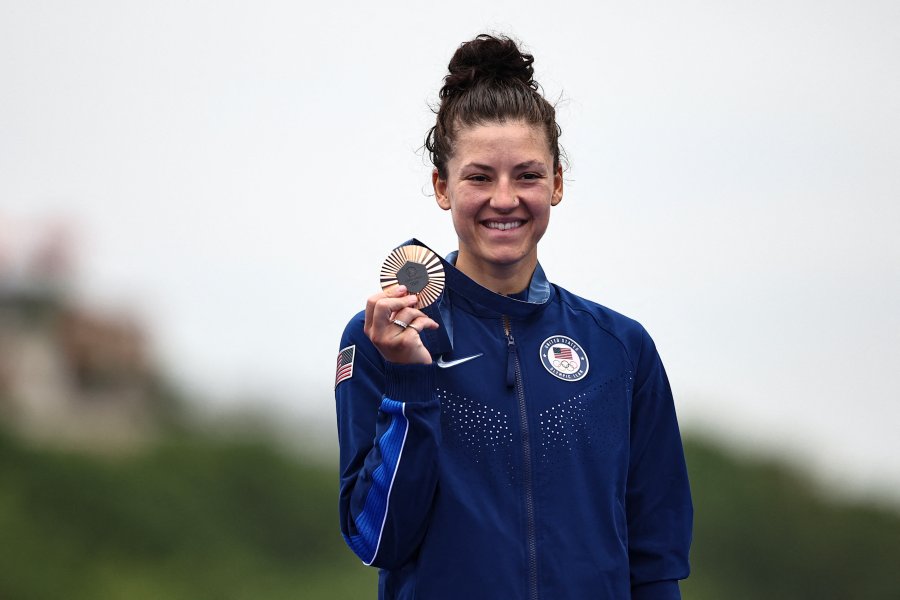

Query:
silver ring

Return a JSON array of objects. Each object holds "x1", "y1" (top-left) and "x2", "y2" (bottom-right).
[
  {"x1": 391, "y1": 319, "x2": 409, "y2": 329},
  {"x1": 408, "y1": 323, "x2": 422, "y2": 333}
]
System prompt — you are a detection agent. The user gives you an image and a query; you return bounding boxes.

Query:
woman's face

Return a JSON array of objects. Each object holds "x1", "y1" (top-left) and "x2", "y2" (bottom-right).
[{"x1": 433, "y1": 120, "x2": 563, "y2": 287}]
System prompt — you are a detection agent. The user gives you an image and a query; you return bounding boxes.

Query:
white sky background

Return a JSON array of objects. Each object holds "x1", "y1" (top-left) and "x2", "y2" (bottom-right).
[{"x1": 2, "y1": 1, "x2": 898, "y2": 500}]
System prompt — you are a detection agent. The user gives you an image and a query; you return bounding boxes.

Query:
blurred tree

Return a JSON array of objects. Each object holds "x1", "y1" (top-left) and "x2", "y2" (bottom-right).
[
  {"x1": 1, "y1": 426, "x2": 898, "y2": 599},
  {"x1": 682, "y1": 438, "x2": 900, "y2": 600}
]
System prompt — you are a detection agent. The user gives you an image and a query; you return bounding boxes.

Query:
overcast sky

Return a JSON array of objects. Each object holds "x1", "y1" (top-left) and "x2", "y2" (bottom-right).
[{"x1": 2, "y1": 1, "x2": 898, "y2": 500}]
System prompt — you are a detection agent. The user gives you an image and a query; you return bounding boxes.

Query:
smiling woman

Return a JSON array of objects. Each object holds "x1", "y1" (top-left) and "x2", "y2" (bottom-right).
[{"x1": 335, "y1": 34, "x2": 693, "y2": 600}]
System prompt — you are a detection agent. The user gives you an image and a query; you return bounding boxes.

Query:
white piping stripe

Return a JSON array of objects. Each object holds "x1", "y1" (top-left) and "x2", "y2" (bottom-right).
[{"x1": 364, "y1": 401, "x2": 409, "y2": 566}]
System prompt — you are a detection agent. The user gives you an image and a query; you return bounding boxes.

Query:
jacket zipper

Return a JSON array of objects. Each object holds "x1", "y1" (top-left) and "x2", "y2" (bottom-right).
[{"x1": 504, "y1": 316, "x2": 539, "y2": 600}]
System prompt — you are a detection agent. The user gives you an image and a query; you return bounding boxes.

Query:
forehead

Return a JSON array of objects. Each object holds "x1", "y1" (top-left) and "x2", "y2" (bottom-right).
[{"x1": 450, "y1": 121, "x2": 550, "y2": 163}]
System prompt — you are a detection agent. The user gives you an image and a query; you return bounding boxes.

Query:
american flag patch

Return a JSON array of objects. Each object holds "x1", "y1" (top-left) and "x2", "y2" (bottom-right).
[
  {"x1": 553, "y1": 346, "x2": 574, "y2": 360},
  {"x1": 335, "y1": 345, "x2": 356, "y2": 388}
]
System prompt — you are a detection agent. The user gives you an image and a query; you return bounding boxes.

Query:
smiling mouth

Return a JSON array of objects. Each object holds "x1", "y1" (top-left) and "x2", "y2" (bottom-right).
[{"x1": 483, "y1": 220, "x2": 526, "y2": 231}]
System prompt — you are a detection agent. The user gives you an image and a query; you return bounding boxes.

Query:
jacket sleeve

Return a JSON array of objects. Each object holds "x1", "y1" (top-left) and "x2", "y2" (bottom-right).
[
  {"x1": 627, "y1": 327, "x2": 693, "y2": 598},
  {"x1": 335, "y1": 312, "x2": 441, "y2": 569}
]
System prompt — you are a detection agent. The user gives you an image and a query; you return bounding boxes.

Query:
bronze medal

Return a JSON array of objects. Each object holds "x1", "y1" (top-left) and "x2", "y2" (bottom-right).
[{"x1": 380, "y1": 244, "x2": 445, "y2": 309}]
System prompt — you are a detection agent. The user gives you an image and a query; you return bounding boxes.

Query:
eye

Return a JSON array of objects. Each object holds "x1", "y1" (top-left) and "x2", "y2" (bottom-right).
[
  {"x1": 467, "y1": 174, "x2": 490, "y2": 182},
  {"x1": 520, "y1": 172, "x2": 543, "y2": 180}
]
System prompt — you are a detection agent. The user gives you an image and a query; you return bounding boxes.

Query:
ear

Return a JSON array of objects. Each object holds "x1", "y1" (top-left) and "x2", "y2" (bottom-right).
[
  {"x1": 550, "y1": 163, "x2": 564, "y2": 206},
  {"x1": 433, "y1": 169, "x2": 451, "y2": 211}
]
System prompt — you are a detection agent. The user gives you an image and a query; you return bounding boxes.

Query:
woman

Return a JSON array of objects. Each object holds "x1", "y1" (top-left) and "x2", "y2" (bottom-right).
[{"x1": 335, "y1": 34, "x2": 692, "y2": 599}]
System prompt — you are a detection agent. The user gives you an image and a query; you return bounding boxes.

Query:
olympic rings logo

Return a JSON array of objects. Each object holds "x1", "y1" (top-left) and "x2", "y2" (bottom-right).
[{"x1": 552, "y1": 358, "x2": 578, "y2": 372}]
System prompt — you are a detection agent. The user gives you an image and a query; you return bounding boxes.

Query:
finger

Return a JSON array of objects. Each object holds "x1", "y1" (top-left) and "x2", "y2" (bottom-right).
[
  {"x1": 383, "y1": 283, "x2": 408, "y2": 298},
  {"x1": 407, "y1": 315, "x2": 439, "y2": 333},
  {"x1": 389, "y1": 317, "x2": 411, "y2": 330},
  {"x1": 389, "y1": 301, "x2": 431, "y2": 329},
  {"x1": 364, "y1": 294, "x2": 380, "y2": 334},
  {"x1": 371, "y1": 295, "x2": 419, "y2": 335},
  {"x1": 365, "y1": 286, "x2": 410, "y2": 333}
]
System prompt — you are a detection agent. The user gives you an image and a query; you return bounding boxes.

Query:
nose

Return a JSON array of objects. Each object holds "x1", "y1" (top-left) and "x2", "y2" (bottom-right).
[{"x1": 490, "y1": 178, "x2": 518, "y2": 211}]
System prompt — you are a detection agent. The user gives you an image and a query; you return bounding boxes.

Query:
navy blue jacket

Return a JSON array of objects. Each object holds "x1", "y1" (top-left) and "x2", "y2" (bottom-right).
[{"x1": 336, "y1": 243, "x2": 692, "y2": 599}]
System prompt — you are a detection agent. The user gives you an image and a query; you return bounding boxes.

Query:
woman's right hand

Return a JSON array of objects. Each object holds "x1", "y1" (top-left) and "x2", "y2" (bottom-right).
[{"x1": 364, "y1": 285, "x2": 439, "y2": 365}]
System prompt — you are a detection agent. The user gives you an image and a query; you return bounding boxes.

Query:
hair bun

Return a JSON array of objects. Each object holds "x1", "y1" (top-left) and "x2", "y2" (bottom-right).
[{"x1": 441, "y1": 34, "x2": 536, "y2": 98}]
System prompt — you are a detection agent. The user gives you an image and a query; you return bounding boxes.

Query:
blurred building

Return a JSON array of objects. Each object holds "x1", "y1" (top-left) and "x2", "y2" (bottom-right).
[{"x1": 0, "y1": 218, "x2": 158, "y2": 450}]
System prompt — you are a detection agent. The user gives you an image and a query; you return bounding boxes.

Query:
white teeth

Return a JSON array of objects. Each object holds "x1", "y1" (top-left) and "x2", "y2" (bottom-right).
[{"x1": 485, "y1": 221, "x2": 523, "y2": 230}]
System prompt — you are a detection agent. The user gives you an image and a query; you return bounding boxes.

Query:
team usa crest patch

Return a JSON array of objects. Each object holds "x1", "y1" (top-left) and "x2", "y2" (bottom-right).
[
  {"x1": 539, "y1": 335, "x2": 589, "y2": 382},
  {"x1": 335, "y1": 345, "x2": 355, "y2": 388}
]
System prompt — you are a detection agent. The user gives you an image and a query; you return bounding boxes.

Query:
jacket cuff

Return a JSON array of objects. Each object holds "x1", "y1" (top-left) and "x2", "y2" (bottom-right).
[
  {"x1": 384, "y1": 362, "x2": 435, "y2": 404},
  {"x1": 632, "y1": 580, "x2": 681, "y2": 600}
]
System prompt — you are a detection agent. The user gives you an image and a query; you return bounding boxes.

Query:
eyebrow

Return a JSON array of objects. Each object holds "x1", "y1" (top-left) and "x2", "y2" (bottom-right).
[
  {"x1": 514, "y1": 160, "x2": 548, "y2": 170},
  {"x1": 461, "y1": 162, "x2": 496, "y2": 172},
  {"x1": 460, "y1": 160, "x2": 548, "y2": 172}
]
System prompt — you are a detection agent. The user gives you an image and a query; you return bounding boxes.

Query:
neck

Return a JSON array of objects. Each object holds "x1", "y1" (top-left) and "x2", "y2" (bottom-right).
[{"x1": 454, "y1": 251, "x2": 537, "y2": 296}]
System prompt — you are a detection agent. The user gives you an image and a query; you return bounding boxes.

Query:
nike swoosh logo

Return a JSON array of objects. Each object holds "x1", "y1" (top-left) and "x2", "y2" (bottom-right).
[{"x1": 436, "y1": 353, "x2": 484, "y2": 369}]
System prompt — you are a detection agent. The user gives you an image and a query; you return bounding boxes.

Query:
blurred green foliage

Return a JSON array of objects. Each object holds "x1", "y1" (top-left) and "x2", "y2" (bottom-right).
[
  {"x1": 1, "y1": 427, "x2": 898, "y2": 599},
  {"x1": 681, "y1": 438, "x2": 900, "y2": 600},
  {"x1": 0, "y1": 429, "x2": 375, "y2": 600}
]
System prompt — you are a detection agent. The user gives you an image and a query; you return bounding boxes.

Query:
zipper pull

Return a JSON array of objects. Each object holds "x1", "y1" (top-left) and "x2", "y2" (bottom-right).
[{"x1": 506, "y1": 330, "x2": 517, "y2": 388}]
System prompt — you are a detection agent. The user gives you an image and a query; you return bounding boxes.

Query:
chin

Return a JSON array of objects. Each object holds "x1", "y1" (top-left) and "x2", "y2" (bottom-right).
[{"x1": 483, "y1": 248, "x2": 532, "y2": 268}]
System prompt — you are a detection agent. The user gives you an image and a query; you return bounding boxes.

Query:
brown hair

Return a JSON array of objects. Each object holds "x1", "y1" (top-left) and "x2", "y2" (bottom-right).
[{"x1": 425, "y1": 34, "x2": 563, "y2": 180}]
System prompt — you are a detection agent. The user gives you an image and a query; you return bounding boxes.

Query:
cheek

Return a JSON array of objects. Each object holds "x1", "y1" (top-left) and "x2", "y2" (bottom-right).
[
  {"x1": 447, "y1": 200, "x2": 476, "y2": 238},
  {"x1": 527, "y1": 198, "x2": 553, "y2": 228},
  {"x1": 449, "y1": 193, "x2": 480, "y2": 222},
  {"x1": 525, "y1": 204, "x2": 554, "y2": 244},
  {"x1": 531, "y1": 215, "x2": 551, "y2": 240}
]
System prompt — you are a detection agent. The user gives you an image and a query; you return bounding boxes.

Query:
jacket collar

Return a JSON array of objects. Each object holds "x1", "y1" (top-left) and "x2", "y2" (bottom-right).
[
  {"x1": 398, "y1": 239, "x2": 555, "y2": 356},
  {"x1": 442, "y1": 250, "x2": 553, "y2": 317}
]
